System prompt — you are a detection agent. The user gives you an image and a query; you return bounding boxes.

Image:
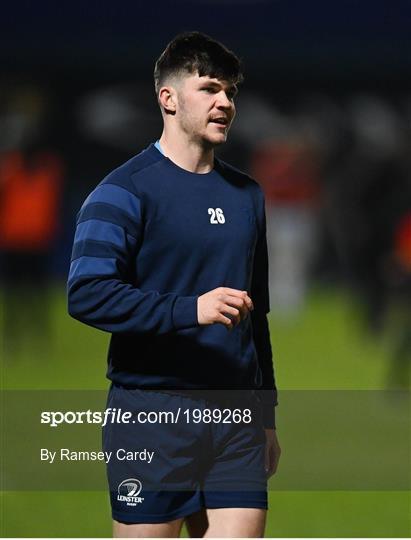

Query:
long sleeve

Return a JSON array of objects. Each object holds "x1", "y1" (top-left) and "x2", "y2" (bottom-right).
[
  {"x1": 251, "y1": 188, "x2": 278, "y2": 429},
  {"x1": 67, "y1": 182, "x2": 199, "y2": 334}
]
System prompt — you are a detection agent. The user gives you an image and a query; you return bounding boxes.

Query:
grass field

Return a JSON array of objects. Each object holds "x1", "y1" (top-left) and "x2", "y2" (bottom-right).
[{"x1": 1, "y1": 285, "x2": 410, "y2": 537}]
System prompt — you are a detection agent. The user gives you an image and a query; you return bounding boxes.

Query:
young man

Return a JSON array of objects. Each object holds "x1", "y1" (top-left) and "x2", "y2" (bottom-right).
[{"x1": 68, "y1": 32, "x2": 280, "y2": 538}]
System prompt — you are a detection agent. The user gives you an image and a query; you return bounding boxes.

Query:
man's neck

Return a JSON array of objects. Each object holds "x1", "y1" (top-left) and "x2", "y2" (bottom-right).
[{"x1": 159, "y1": 130, "x2": 214, "y2": 174}]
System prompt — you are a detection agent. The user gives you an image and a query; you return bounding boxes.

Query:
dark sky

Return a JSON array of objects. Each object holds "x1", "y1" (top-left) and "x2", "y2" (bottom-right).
[{"x1": 1, "y1": 0, "x2": 410, "y2": 87}]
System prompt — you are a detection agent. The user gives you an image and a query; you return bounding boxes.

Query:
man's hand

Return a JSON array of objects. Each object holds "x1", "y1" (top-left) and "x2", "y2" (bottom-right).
[
  {"x1": 264, "y1": 429, "x2": 281, "y2": 478},
  {"x1": 197, "y1": 287, "x2": 254, "y2": 329}
]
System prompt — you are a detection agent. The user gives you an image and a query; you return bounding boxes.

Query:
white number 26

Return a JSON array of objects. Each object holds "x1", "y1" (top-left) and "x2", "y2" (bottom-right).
[{"x1": 208, "y1": 207, "x2": 226, "y2": 224}]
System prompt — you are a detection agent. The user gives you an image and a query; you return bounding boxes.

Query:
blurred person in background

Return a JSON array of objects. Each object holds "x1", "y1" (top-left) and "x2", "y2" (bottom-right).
[
  {"x1": 251, "y1": 136, "x2": 322, "y2": 317},
  {"x1": 326, "y1": 95, "x2": 411, "y2": 386},
  {"x1": 226, "y1": 92, "x2": 323, "y2": 317},
  {"x1": 0, "y1": 86, "x2": 63, "y2": 358},
  {"x1": 67, "y1": 32, "x2": 280, "y2": 538}
]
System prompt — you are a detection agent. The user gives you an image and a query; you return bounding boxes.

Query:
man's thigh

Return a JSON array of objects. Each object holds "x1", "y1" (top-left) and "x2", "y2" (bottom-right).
[
  {"x1": 185, "y1": 508, "x2": 267, "y2": 538},
  {"x1": 205, "y1": 507, "x2": 266, "y2": 538},
  {"x1": 113, "y1": 517, "x2": 184, "y2": 538}
]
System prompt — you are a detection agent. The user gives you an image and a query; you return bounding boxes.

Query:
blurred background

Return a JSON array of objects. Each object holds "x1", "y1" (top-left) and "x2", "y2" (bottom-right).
[{"x1": 1, "y1": 0, "x2": 410, "y2": 537}]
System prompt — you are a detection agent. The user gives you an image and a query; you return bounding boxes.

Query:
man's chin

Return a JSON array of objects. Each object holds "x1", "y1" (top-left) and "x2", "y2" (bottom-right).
[{"x1": 204, "y1": 133, "x2": 228, "y2": 147}]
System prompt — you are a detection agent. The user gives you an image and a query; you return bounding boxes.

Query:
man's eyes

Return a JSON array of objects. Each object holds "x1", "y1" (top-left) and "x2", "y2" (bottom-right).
[{"x1": 201, "y1": 87, "x2": 236, "y2": 99}]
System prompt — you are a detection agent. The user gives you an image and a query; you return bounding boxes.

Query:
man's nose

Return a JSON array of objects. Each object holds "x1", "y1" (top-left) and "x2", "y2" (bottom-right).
[{"x1": 216, "y1": 91, "x2": 232, "y2": 109}]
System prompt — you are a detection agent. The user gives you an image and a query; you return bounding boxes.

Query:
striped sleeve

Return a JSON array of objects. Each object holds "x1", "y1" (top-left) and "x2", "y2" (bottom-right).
[{"x1": 67, "y1": 182, "x2": 198, "y2": 335}]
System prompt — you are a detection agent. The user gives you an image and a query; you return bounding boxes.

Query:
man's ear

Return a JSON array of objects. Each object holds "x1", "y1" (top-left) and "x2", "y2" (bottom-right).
[{"x1": 159, "y1": 86, "x2": 177, "y2": 114}]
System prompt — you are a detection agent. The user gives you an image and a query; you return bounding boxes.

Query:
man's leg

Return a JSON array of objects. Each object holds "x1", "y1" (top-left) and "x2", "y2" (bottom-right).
[
  {"x1": 204, "y1": 508, "x2": 266, "y2": 538},
  {"x1": 105, "y1": 389, "x2": 206, "y2": 535},
  {"x1": 113, "y1": 517, "x2": 184, "y2": 538},
  {"x1": 200, "y1": 394, "x2": 268, "y2": 537}
]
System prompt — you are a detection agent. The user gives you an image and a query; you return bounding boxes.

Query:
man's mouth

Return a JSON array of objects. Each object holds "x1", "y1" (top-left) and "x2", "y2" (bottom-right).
[{"x1": 209, "y1": 117, "x2": 229, "y2": 126}]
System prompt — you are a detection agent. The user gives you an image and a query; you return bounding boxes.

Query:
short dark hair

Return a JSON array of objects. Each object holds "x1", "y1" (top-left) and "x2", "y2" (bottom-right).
[{"x1": 154, "y1": 31, "x2": 243, "y2": 94}]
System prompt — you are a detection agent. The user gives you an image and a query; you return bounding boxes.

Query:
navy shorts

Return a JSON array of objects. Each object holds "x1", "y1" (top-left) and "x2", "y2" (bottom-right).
[{"x1": 103, "y1": 385, "x2": 268, "y2": 524}]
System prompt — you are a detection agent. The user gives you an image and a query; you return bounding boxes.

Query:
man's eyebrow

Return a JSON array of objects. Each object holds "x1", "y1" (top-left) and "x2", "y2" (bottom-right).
[
  {"x1": 200, "y1": 81, "x2": 222, "y2": 88},
  {"x1": 200, "y1": 81, "x2": 238, "y2": 94}
]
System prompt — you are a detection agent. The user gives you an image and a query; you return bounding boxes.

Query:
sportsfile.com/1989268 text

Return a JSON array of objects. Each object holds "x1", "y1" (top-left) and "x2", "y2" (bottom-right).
[{"x1": 40, "y1": 407, "x2": 253, "y2": 427}]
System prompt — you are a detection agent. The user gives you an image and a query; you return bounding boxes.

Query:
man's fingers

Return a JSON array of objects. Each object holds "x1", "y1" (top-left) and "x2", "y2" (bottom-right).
[
  {"x1": 219, "y1": 287, "x2": 254, "y2": 310},
  {"x1": 270, "y1": 448, "x2": 281, "y2": 476},
  {"x1": 221, "y1": 305, "x2": 241, "y2": 325},
  {"x1": 244, "y1": 296, "x2": 254, "y2": 311},
  {"x1": 270, "y1": 450, "x2": 279, "y2": 476},
  {"x1": 217, "y1": 312, "x2": 234, "y2": 329},
  {"x1": 223, "y1": 296, "x2": 248, "y2": 320},
  {"x1": 197, "y1": 287, "x2": 254, "y2": 327},
  {"x1": 221, "y1": 294, "x2": 253, "y2": 319},
  {"x1": 264, "y1": 430, "x2": 281, "y2": 478},
  {"x1": 265, "y1": 449, "x2": 277, "y2": 477},
  {"x1": 219, "y1": 287, "x2": 246, "y2": 296}
]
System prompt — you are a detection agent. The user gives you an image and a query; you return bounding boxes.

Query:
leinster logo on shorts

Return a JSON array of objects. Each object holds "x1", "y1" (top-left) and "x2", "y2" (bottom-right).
[{"x1": 117, "y1": 478, "x2": 144, "y2": 506}]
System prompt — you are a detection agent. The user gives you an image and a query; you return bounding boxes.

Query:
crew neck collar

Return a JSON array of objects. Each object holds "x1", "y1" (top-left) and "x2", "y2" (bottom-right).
[{"x1": 151, "y1": 142, "x2": 217, "y2": 177}]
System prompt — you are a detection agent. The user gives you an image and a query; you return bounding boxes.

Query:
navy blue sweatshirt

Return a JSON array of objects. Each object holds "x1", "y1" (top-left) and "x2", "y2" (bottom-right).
[{"x1": 67, "y1": 143, "x2": 277, "y2": 427}]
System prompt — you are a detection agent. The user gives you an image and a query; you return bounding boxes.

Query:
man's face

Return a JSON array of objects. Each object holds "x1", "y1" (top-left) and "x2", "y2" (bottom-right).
[{"x1": 174, "y1": 73, "x2": 237, "y2": 147}]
